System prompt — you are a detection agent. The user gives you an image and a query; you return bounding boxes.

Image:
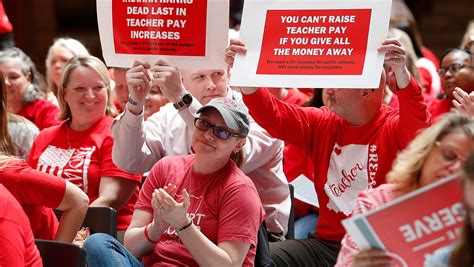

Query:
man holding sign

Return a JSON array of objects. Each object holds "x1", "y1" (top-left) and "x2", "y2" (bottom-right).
[{"x1": 226, "y1": 38, "x2": 431, "y2": 266}]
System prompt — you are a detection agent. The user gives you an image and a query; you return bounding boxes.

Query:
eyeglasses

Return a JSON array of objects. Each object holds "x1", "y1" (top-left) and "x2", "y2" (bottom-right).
[
  {"x1": 437, "y1": 64, "x2": 468, "y2": 76},
  {"x1": 435, "y1": 141, "x2": 466, "y2": 168},
  {"x1": 194, "y1": 118, "x2": 242, "y2": 140}
]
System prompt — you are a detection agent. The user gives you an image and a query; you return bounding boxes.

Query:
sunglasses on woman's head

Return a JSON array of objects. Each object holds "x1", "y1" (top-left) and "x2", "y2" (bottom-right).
[{"x1": 194, "y1": 118, "x2": 242, "y2": 140}]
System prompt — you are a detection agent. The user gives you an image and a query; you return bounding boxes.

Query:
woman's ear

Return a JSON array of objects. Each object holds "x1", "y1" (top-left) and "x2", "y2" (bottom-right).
[{"x1": 233, "y1": 138, "x2": 246, "y2": 153}]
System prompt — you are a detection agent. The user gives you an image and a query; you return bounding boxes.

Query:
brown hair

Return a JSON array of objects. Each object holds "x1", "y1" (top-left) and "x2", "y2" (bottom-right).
[
  {"x1": 450, "y1": 153, "x2": 474, "y2": 267},
  {"x1": 0, "y1": 73, "x2": 13, "y2": 155}
]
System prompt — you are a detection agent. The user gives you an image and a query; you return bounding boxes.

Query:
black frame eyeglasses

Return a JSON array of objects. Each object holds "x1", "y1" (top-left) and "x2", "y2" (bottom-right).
[
  {"x1": 437, "y1": 63, "x2": 468, "y2": 76},
  {"x1": 194, "y1": 118, "x2": 242, "y2": 140}
]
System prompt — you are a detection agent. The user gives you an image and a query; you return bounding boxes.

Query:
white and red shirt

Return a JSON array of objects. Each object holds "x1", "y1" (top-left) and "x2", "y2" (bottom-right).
[
  {"x1": 28, "y1": 116, "x2": 142, "y2": 230},
  {"x1": 136, "y1": 155, "x2": 264, "y2": 266},
  {"x1": 243, "y1": 77, "x2": 430, "y2": 241}
]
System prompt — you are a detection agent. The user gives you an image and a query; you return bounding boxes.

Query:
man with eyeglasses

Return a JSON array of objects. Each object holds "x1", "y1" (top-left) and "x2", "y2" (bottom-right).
[
  {"x1": 429, "y1": 48, "x2": 474, "y2": 120},
  {"x1": 111, "y1": 60, "x2": 291, "y2": 245}
]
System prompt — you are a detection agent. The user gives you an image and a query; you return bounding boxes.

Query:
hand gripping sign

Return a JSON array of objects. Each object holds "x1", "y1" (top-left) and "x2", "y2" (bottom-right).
[
  {"x1": 97, "y1": 0, "x2": 229, "y2": 69},
  {"x1": 230, "y1": 0, "x2": 392, "y2": 88}
]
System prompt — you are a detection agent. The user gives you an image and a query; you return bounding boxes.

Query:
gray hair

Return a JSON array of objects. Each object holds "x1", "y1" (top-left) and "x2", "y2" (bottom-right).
[{"x1": 0, "y1": 47, "x2": 45, "y2": 103}]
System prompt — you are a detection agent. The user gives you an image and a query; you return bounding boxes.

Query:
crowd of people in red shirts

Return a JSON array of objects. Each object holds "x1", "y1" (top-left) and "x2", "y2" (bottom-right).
[{"x1": 1, "y1": 1, "x2": 474, "y2": 266}]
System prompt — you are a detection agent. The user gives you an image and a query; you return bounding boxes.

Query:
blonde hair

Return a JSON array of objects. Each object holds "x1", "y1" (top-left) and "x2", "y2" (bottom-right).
[
  {"x1": 45, "y1": 37, "x2": 89, "y2": 96},
  {"x1": 57, "y1": 55, "x2": 116, "y2": 121},
  {"x1": 387, "y1": 114, "x2": 474, "y2": 193}
]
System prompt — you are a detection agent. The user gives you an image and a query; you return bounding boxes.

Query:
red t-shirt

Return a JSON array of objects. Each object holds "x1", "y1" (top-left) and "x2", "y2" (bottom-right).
[
  {"x1": 243, "y1": 77, "x2": 430, "y2": 241},
  {"x1": 27, "y1": 116, "x2": 142, "y2": 230},
  {"x1": 1, "y1": 160, "x2": 65, "y2": 240},
  {"x1": 136, "y1": 155, "x2": 264, "y2": 266},
  {"x1": 429, "y1": 98, "x2": 454, "y2": 122},
  {"x1": 0, "y1": 185, "x2": 43, "y2": 267},
  {"x1": 17, "y1": 99, "x2": 61, "y2": 130},
  {"x1": 283, "y1": 144, "x2": 318, "y2": 218},
  {"x1": 283, "y1": 89, "x2": 310, "y2": 106}
]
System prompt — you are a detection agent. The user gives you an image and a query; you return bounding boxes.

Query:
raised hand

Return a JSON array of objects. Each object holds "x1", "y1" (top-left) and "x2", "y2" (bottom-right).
[
  {"x1": 150, "y1": 59, "x2": 187, "y2": 103},
  {"x1": 378, "y1": 38, "x2": 410, "y2": 89},
  {"x1": 225, "y1": 38, "x2": 247, "y2": 68},
  {"x1": 126, "y1": 60, "x2": 151, "y2": 114}
]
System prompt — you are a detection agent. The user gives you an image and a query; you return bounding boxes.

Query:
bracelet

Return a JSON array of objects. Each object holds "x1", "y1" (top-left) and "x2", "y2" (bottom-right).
[
  {"x1": 175, "y1": 219, "x2": 193, "y2": 235},
  {"x1": 128, "y1": 94, "x2": 138, "y2": 106},
  {"x1": 144, "y1": 223, "x2": 159, "y2": 244}
]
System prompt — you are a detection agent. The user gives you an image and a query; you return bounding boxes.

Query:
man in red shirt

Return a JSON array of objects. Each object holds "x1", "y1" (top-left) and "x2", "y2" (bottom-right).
[{"x1": 226, "y1": 38, "x2": 431, "y2": 266}]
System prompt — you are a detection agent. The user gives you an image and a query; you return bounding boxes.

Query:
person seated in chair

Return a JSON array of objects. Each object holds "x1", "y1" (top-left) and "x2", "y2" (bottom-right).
[{"x1": 84, "y1": 97, "x2": 264, "y2": 266}]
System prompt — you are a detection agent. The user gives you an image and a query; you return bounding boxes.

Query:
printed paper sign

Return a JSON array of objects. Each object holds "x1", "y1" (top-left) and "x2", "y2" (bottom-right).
[
  {"x1": 97, "y1": 0, "x2": 229, "y2": 69},
  {"x1": 230, "y1": 0, "x2": 392, "y2": 88},
  {"x1": 290, "y1": 174, "x2": 319, "y2": 207},
  {"x1": 342, "y1": 175, "x2": 463, "y2": 267},
  {"x1": 257, "y1": 9, "x2": 371, "y2": 75}
]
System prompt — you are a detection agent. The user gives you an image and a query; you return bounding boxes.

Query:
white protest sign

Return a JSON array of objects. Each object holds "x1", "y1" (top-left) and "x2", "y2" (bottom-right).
[
  {"x1": 97, "y1": 0, "x2": 229, "y2": 69},
  {"x1": 290, "y1": 174, "x2": 319, "y2": 207},
  {"x1": 230, "y1": 0, "x2": 392, "y2": 88}
]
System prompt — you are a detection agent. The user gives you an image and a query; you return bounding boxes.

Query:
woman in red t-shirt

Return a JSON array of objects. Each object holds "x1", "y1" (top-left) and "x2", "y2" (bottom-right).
[
  {"x1": 84, "y1": 97, "x2": 264, "y2": 266},
  {"x1": 27, "y1": 55, "x2": 142, "y2": 240},
  {"x1": 0, "y1": 47, "x2": 60, "y2": 130}
]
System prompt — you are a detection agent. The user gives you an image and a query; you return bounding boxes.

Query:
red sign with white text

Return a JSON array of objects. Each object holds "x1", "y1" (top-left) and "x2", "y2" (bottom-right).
[
  {"x1": 112, "y1": 1, "x2": 207, "y2": 56},
  {"x1": 257, "y1": 9, "x2": 371, "y2": 75},
  {"x1": 355, "y1": 177, "x2": 463, "y2": 266}
]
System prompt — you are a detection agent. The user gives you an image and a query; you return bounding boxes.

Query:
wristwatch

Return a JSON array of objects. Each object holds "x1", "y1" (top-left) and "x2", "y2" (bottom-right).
[{"x1": 173, "y1": 93, "x2": 193, "y2": 110}]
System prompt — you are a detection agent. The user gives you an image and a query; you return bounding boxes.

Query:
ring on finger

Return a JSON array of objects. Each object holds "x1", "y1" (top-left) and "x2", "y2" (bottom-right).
[
  {"x1": 154, "y1": 72, "x2": 160, "y2": 78},
  {"x1": 160, "y1": 207, "x2": 165, "y2": 214}
]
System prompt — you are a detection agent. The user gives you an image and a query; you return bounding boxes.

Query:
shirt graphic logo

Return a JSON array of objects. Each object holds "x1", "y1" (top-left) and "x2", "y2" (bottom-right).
[
  {"x1": 324, "y1": 143, "x2": 369, "y2": 215},
  {"x1": 37, "y1": 145, "x2": 96, "y2": 193}
]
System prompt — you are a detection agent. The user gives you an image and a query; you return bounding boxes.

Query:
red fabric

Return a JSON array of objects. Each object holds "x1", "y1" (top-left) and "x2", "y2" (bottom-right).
[
  {"x1": 0, "y1": 185, "x2": 43, "y2": 267},
  {"x1": 283, "y1": 144, "x2": 318, "y2": 218},
  {"x1": 27, "y1": 116, "x2": 142, "y2": 231},
  {"x1": 297, "y1": 88, "x2": 315, "y2": 97},
  {"x1": 243, "y1": 77, "x2": 430, "y2": 241},
  {"x1": 417, "y1": 66, "x2": 435, "y2": 103},
  {"x1": 421, "y1": 47, "x2": 440, "y2": 69},
  {"x1": 0, "y1": 2, "x2": 12, "y2": 34},
  {"x1": 114, "y1": 99, "x2": 124, "y2": 114},
  {"x1": 283, "y1": 90, "x2": 310, "y2": 106},
  {"x1": 428, "y1": 98, "x2": 453, "y2": 122},
  {"x1": 1, "y1": 160, "x2": 65, "y2": 240},
  {"x1": 17, "y1": 99, "x2": 60, "y2": 130},
  {"x1": 136, "y1": 155, "x2": 264, "y2": 266}
]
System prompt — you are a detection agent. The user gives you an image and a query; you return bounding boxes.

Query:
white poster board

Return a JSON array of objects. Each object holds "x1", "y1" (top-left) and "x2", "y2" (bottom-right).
[
  {"x1": 97, "y1": 0, "x2": 229, "y2": 69},
  {"x1": 230, "y1": 0, "x2": 392, "y2": 88}
]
